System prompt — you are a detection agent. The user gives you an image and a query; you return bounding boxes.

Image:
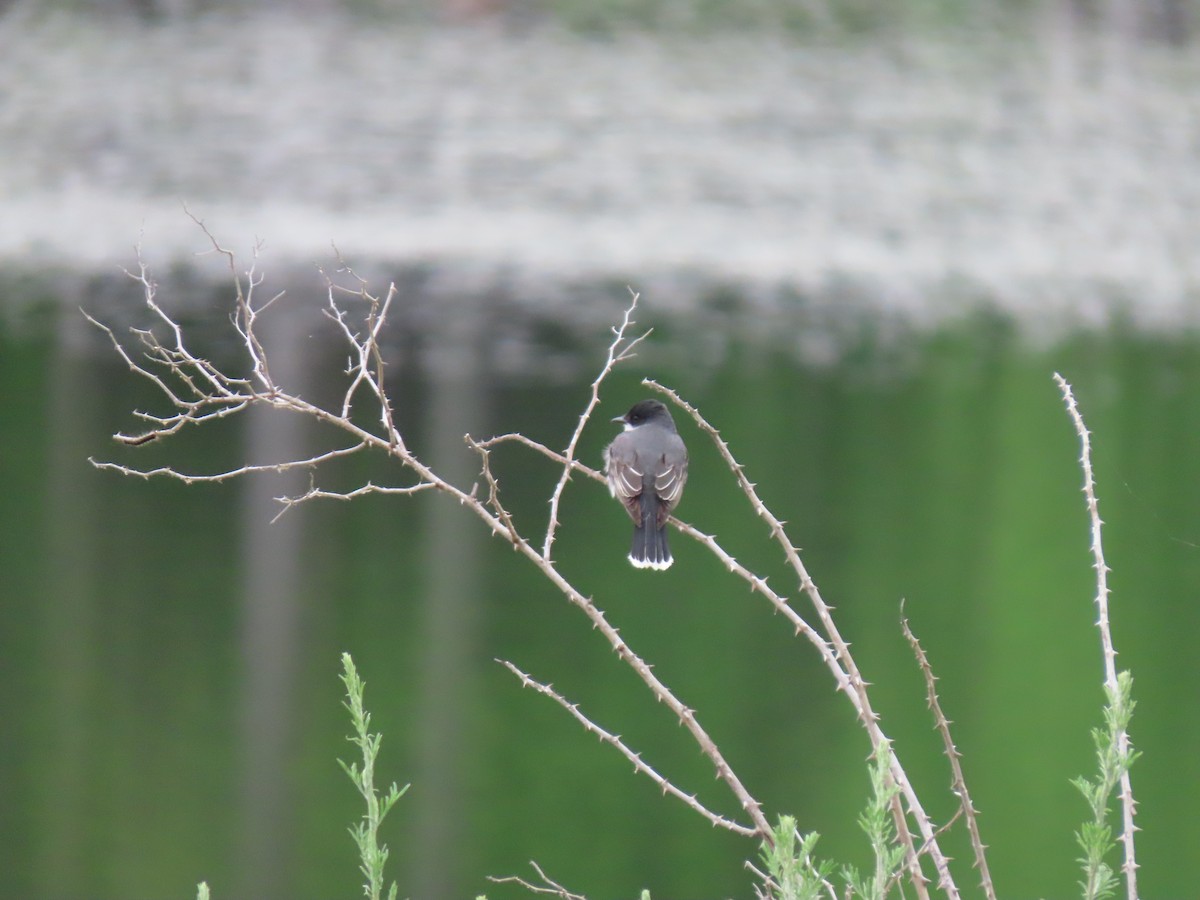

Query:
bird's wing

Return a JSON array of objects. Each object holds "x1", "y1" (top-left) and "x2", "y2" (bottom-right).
[
  {"x1": 605, "y1": 442, "x2": 645, "y2": 523},
  {"x1": 654, "y1": 458, "x2": 687, "y2": 508}
]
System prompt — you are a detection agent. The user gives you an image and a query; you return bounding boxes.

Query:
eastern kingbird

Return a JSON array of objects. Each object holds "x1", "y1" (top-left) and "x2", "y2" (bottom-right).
[{"x1": 604, "y1": 399, "x2": 689, "y2": 570}]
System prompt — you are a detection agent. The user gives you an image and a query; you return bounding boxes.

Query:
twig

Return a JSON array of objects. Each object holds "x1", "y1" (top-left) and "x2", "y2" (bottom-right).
[
  {"x1": 541, "y1": 289, "x2": 649, "y2": 563},
  {"x1": 901, "y1": 609, "x2": 995, "y2": 900},
  {"x1": 523, "y1": 557, "x2": 772, "y2": 838},
  {"x1": 500, "y1": 659, "x2": 759, "y2": 837},
  {"x1": 488, "y1": 861, "x2": 587, "y2": 899},
  {"x1": 478, "y1": 433, "x2": 601, "y2": 482},
  {"x1": 272, "y1": 479, "x2": 437, "y2": 522},
  {"x1": 320, "y1": 262, "x2": 404, "y2": 451},
  {"x1": 188, "y1": 209, "x2": 279, "y2": 394},
  {"x1": 466, "y1": 435, "x2": 527, "y2": 549},
  {"x1": 883, "y1": 807, "x2": 966, "y2": 899},
  {"x1": 1054, "y1": 372, "x2": 1139, "y2": 899},
  {"x1": 90, "y1": 442, "x2": 370, "y2": 484},
  {"x1": 672, "y1": 520, "x2": 841, "y2": 679}
]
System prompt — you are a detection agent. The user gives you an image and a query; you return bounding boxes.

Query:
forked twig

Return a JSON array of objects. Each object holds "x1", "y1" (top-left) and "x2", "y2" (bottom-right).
[
  {"x1": 541, "y1": 289, "x2": 649, "y2": 563},
  {"x1": 466, "y1": 435, "x2": 528, "y2": 549},
  {"x1": 488, "y1": 861, "x2": 587, "y2": 900},
  {"x1": 500, "y1": 660, "x2": 758, "y2": 837}
]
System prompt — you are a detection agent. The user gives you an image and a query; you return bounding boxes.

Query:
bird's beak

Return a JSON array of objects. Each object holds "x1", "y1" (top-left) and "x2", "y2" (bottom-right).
[{"x1": 611, "y1": 415, "x2": 625, "y2": 423}]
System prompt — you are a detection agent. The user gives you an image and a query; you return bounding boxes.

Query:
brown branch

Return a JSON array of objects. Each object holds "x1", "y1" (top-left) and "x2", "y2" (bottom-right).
[
  {"x1": 519, "y1": 554, "x2": 772, "y2": 838},
  {"x1": 488, "y1": 861, "x2": 587, "y2": 900},
  {"x1": 901, "y1": 609, "x2": 995, "y2": 900},
  {"x1": 478, "y1": 433, "x2": 609, "y2": 495},
  {"x1": 272, "y1": 479, "x2": 437, "y2": 522},
  {"x1": 644, "y1": 379, "x2": 950, "y2": 900},
  {"x1": 90, "y1": 442, "x2": 370, "y2": 484},
  {"x1": 672, "y1": 520, "x2": 841, "y2": 678},
  {"x1": 466, "y1": 434, "x2": 527, "y2": 549},
  {"x1": 481, "y1": 433, "x2": 848, "y2": 699},
  {"x1": 500, "y1": 660, "x2": 759, "y2": 838},
  {"x1": 884, "y1": 807, "x2": 966, "y2": 899},
  {"x1": 541, "y1": 289, "x2": 649, "y2": 563}
]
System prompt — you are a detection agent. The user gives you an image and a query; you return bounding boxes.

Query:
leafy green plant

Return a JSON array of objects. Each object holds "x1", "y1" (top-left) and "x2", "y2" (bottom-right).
[
  {"x1": 755, "y1": 817, "x2": 833, "y2": 900},
  {"x1": 339, "y1": 652, "x2": 408, "y2": 900},
  {"x1": 843, "y1": 744, "x2": 907, "y2": 900},
  {"x1": 1073, "y1": 672, "x2": 1140, "y2": 900}
]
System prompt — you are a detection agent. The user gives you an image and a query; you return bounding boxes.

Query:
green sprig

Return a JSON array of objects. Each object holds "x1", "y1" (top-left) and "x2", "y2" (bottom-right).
[{"x1": 339, "y1": 653, "x2": 409, "y2": 900}]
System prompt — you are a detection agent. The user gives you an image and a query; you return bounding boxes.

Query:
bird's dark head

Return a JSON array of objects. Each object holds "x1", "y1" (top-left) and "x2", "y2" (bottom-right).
[{"x1": 613, "y1": 399, "x2": 676, "y2": 431}]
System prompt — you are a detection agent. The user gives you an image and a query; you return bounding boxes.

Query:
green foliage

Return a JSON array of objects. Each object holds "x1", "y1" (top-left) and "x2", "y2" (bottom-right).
[
  {"x1": 842, "y1": 743, "x2": 907, "y2": 900},
  {"x1": 339, "y1": 653, "x2": 409, "y2": 900},
  {"x1": 1072, "y1": 671, "x2": 1140, "y2": 900},
  {"x1": 758, "y1": 816, "x2": 834, "y2": 900},
  {"x1": 760, "y1": 745, "x2": 909, "y2": 900},
  {"x1": 195, "y1": 883, "x2": 209, "y2": 900}
]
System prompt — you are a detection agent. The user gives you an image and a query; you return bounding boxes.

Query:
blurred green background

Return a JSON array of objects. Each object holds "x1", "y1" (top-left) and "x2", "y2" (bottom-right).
[
  {"x1": 4, "y1": 0, "x2": 1200, "y2": 898},
  {"x1": 4, "y1": 285, "x2": 1199, "y2": 899}
]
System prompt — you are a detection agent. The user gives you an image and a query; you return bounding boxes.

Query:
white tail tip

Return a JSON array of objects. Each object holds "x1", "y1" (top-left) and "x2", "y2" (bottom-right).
[{"x1": 629, "y1": 554, "x2": 673, "y2": 571}]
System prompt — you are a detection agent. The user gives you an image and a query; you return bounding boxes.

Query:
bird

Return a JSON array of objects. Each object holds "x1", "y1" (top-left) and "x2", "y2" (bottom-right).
[{"x1": 604, "y1": 399, "x2": 689, "y2": 570}]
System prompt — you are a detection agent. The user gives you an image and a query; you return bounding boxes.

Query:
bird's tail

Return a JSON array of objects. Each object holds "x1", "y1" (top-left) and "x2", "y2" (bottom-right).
[{"x1": 629, "y1": 490, "x2": 672, "y2": 570}]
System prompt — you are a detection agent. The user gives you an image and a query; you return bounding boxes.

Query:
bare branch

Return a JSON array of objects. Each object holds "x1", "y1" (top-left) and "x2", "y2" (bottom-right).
[
  {"x1": 271, "y1": 479, "x2": 437, "y2": 522},
  {"x1": 186, "y1": 208, "x2": 279, "y2": 393},
  {"x1": 1054, "y1": 372, "x2": 1139, "y2": 897},
  {"x1": 884, "y1": 807, "x2": 967, "y2": 899},
  {"x1": 488, "y1": 861, "x2": 588, "y2": 900},
  {"x1": 91, "y1": 241, "x2": 768, "y2": 848},
  {"x1": 485, "y1": 426, "x2": 850, "y2": 706},
  {"x1": 901, "y1": 609, "x2": 996, "y2": 900},
  {"x1": 644, "y1": 379, "x2": 950, "y2": 900},
  {"x1": 478, "y1": 432, "x2": 603, "y2": 484},
  {"x1": 541, "y1": 289, "x2": 649, "y2": 562},
  {"x1": 500, "y1": 659, "x2": 759, "y2": 838},
  {"x1": 90, "y1": 442, "x2": 370, "y2": 484},
  {"x1": 523, "y1": 555, "x2": 772, "y2": 838},
  {"x1": 466, "y1": 434, "x2": 527, "y2": 549},
  {"x1": 320, "y1": 261, "x2": 404, "y2": 452}
]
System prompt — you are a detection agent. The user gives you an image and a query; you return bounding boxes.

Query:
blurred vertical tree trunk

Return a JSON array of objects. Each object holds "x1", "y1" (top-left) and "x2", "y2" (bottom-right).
[
  {"x1": 409, "y1": 291, "x2": 489, "y2": 900},
  {"x1": 36, "y1": 301, "x2": 103, "y2": 899},
  {"x1": 234, "y1": 301, "x2": 315, "y2": 900}
]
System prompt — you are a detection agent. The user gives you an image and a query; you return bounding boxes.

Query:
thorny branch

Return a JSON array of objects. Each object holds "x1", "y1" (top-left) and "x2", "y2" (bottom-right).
[
  {"x1": 541, "y1": 289, "x2": 650, "y2": 563},
  {"x1": 1055, "y1": 373, "x2": 1139, "y2": 899},
  {"x1": 93, "y1": 229, "x2": 996, "y2": 899},
  {"x1": 91, "y1": 240, "x2": 769, "y2": 855},
  {"x1": 901, "y1": 611, "x2": 996, "y2": 900},
  {"x1": 643, "y1": 380, "x2": 950, "y2": 900},
  {"x1": 500, "y1": 660, "x2": 759, "y2": 837}
]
